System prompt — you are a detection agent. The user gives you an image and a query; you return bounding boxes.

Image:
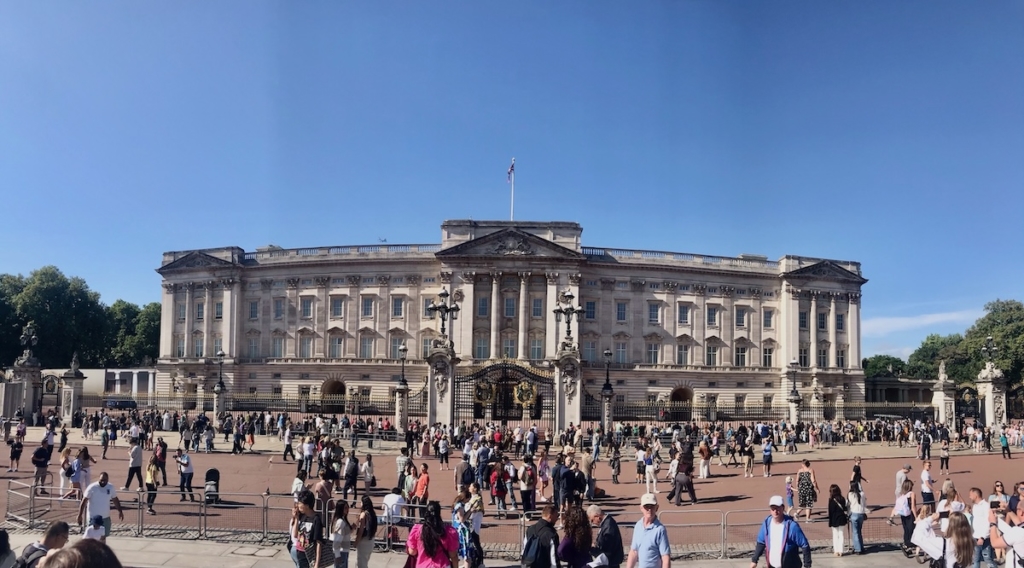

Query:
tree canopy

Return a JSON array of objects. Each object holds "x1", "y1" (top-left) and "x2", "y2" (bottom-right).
[{"x1": 0, "y1": 266, "x2": 159, "y2": 368}]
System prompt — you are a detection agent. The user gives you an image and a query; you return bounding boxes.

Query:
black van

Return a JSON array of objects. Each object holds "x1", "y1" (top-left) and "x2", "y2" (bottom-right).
[{"x1": 105, "y1": 399, "x2": 137, "y2": 410}]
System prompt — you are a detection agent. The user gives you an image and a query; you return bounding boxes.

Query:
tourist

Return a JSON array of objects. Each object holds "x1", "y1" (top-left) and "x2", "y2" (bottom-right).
[
  {"x1": 83, "y1": 515, "x2": 106, "y2": 541},
  {"x1": 173, "y1": 448, "x2": 195, "y2": 502},
  {"x1": 847, "y1": 481, "x2": 867, "y2": 554},
  {"x1": 894, "y1": 463, "x2": 911, "y2": 500},
  {"x1": 642, "y1": 449, "x2": 657, "y2": 493},
  {"x1": 920, "y1": 460, "x2": 936, "y2": 514},
  {"x1": 939, "y1": 438, "x2": 951, "y2": 475},
  {"x1": 407, "y1": 501, "x2": 459, "y2": 568},
  {"x1": 749, "y1": 496, "x2": 811, "y2": 568},
  {"x1": 793, "y1": 460, "x2": 819, "y2": 522},
  {"x1": 154, "y1": 437, "x2": 168, "y2": 486},
  {"x1": 696, "y1": 442, "x2": 710, "y2": 480},
  {"x1": 331, "y1": 500, "x2": 353, "y2": 568},
  {"x1": 988, "y1": 506, "x2": 1024, "y2": 564},
  {"x1": 143, "y1": 455, "x2": 159, "y2": 515},
  {"x1": 625, "y1": 493, "x2": 670, "y2": 568},
  {"x1": 292, "y1": 489, "x2": 323, "y2": 568},
  {"x1": 402, "y1": 462, "x2": 418, "y2": 503},
  {"x1": 503, "y1": 456, "x2": 520, "y2": 510},
  {"x1": 31, "y1": 438, "x2": 50, "y2": 496},
  {"x1": 122, "y1": 438, "x2": 144, "y2": 492},
  {"x1": 519, "y1": 455, "x2": 538, "y2": 512},
  {"x1": 669, "y1": 468, "x2": 696, "y2": 507},
  {"x1": 1001, "y1": 429, "x2": 1012, "y2": 459},
  {"x1": 850, "y1": 455, "x2": 868, "y2": 492},
  {"x1": 16, "y1": 520, "x2": 69, "y2": 568},
  {"x1": 466, "y1": 482, "x2": 485, "y2": 534},
  {"x1": 353, "y1": 495, "x2": 377, "y2": 568},
  {"x1": 7, "y1": 436, "x2": 23, "y2": 472},
  {"x1": 557, "y1": 506, "x2": 592, "y2": 568},
  {"x1": 761, "y1": 436, "x2": 773, "y2": 478},
  {"x1": 783, "y1": 476, "x2": 794, "y2": 516},
  {"x1": 587, "y1": 505, "x2": 623, "y2": 568},
  {"x1": 76, "y1": 472, "x2": 124, "y2": 542},
  {"x1": 609, "y1": 448, "x2": 621, "y2": 485},
  {"x1": 454, "y1": 453, "x2": 471, "y2": 493},
  {"x1": 911, "y1": 508, "x2": 973, "y2": 567},
  {"x1": 523, "y1": 504, "x2": 560, "y2": 568},
  {"x1": 937, "y1": 485, "x2": 966, "y2": 534},
  {"x1": 360, "y1": 454, "x2": 374, "y2": 495},
  {"x1": 826, "y1": 484, "x2": 848, "y2": 556},
  {"x1": 411, "y1": 463, "x2": 431, "y2": 518},
  {"x1": 0, "y1": 528, "x2": 13, "y2": 567},
  {"x1": 969, "y1": 487, "x2": 998, "y2": 568},
  {"x1": 342, "y1": 453, "x2": 359, "y2": 502},
  {"x1": 889, "y1": 479, "x2": 917, "y2": 555}
]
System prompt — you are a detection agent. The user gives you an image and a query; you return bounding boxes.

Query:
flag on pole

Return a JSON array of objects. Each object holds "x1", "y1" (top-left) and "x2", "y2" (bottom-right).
[{"x1": 507, "y1": 158, "x2": 515, "y2": 182}]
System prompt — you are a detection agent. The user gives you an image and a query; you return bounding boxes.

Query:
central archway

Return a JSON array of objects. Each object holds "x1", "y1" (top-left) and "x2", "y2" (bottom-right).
[
  {"x1": 321, "y1": 379, "x2": 346, "y2": 413},
  {"x1": 670, "y1": 387, "x2": 693, "y2": 403}
]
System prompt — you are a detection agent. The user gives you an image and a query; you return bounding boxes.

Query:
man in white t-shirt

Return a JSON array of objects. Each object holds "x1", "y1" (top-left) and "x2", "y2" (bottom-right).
[
  {"x1": 920, "y1": 461, "x2": 935, "y2": 513},
  {"x1": 970, "y1": 487, "x2": 997, "y2": 568},
  {"x1": 382, "y1": 487, "x2": 407, "y2": 525},
  {"x1": 990, "y1": 507, "x2": 1024, "y2": 563},
  {"x1": 174, "y1": 448, "x2": 195, "y2": 502},
  {"x1": 77, "y1": 472, "x2": 124, "y2": 539}
]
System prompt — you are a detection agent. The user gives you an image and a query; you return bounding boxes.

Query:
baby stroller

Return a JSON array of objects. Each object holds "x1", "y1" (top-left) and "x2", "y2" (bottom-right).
[{"x1": 204, "y1": 468, "x2": 220, "y2": 505}]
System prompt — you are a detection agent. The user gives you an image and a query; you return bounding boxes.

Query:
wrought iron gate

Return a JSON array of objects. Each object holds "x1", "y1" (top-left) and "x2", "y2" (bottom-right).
[
  {"x1": 955, "y1": 385, "x2": 980, "y2": 424},
  {"x1": 452, "y1": 362, "x2": 555, "y2": 430}
]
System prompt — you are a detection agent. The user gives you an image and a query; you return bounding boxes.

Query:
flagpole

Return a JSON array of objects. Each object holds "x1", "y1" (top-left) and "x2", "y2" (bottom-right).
[{"x1": 510, "y1": 167, "x2": 515, "y2": 221}]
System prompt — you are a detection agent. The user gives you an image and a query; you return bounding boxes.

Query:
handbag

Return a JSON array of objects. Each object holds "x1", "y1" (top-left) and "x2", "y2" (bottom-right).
[
  {"x1": 304, "y1": 538, "x2": 335, "y2": 568},
  {"x1": 928, "y1": 538, "x2": 946, "y2": 568},
  {"x1": 370, "y1": 475, "x2": 377, "y2": 488},
  {"x1": 832, "y1": 498, "x2": 848, "y2": 525}
]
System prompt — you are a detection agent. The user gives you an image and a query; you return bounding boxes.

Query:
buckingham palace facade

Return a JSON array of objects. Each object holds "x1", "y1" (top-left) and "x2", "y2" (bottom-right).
[{"x1": 155, "y1": 220, "x2": 867, "y2": 429}]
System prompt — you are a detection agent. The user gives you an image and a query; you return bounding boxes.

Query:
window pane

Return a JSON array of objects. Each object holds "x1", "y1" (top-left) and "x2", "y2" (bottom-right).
[
  {"x1": 799, "y1": 312, "x2": 807, "y2": 329},
  {"x1": 249, "y1": 301, "x2": 259, "y2": 319},
  {"x1": 678, "y1": 306, "x2": 689, "y2": 324},
  {"x1": 763, "y1": 348, "x2": 773, "y2": 368},
  {"x1": 196, "y1": 302, "x2": 204, "y2": 320},
  {"x1": 362, "y1": 298, "x2": 374, "y2": 317},
  {"x1": 504, "y1": 297, "x2": 516, "y2": 318},
  {"x1": 584, "y1": 301, "x2": 596, "y2": 320},
  {"x1": 332, "y1": 298, "x2": 344, "y2": 318},
  {"x1": 475, "y1": 337, "x2": 489, "y2": 359},
  {"x1": 392, "y1": 297, "x2": 404, "y2": 318},
  {"x1": 614, "y1": 342, "x2": 627, "y2": 364},
  {"x1": 274, "y1": 299, "x2": 284, "y2": 319},
  {"x1": 330, "y1": 337, "x2": 343, "y2": 358},
  {"x1": 532, "y1": 298, "x2": 543, "y2": 318},
  {"x1": 763, "y1": 310, "x2": 773, "y2": 328},
  {"x1": 530, "y1": 339, "x2": 543, "y2": 360},
  {"x1": 477, "y1": 297, "x2": 489, "y2": 317},
  {"x1": 423, "y1": 298, "x2": 434, "y2": 319},
  {"x1": 735, "y1": 309, "x2": 744, "y2": 327},
  {"x1": 616, "y1": 302, "x2": 627, "y2": 322},
  {"x1": 837, "y1": 313, "x2": 845, "y2": 331},
  {"x1": 677, "y1": 346, "x2": 688, "y2": 365},
  {"x1": 502, "y1": 338, "x2": 516, "y2": 358},
  {"x1": 707, "y1": 307, "x2": 717, "y2": 326},
  {"x1": 359, "y1": 337, "x2": 373, "y2": 358},
  {"x1": 391, "y1": 337, "x2": 404, "y2": 358},
  {"x1": 301, "y1": 299, "x2": 312, "y2": 318},
  {"x1": 818, "y1": 312, "x2": 827, "y2": 330},
  {"x1": 645, "y1": 343, "x2": 659, "y2": 364},
  {"x1": 215, "y1": 302, "x2": 223, "y2": 320},
  {"x1": 648, "y1": 304, "x2": 659, "y2": 324}
]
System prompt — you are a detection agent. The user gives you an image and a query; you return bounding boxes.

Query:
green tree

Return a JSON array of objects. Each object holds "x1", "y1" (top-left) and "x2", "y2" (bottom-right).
[
  {"x1": 906, "y1": 333, "x2": 966, "y2": 381},
  {"x1": 106, "y1": 299, "x2": 142, "y2": 367},
  {"x1": 958, "y1": 299, "x2": 1024, "y2": 386},
  {"x1": 862, "y1": 354, "x2": 906, "y2": 378},
  {"x1": 122, "y1": 302, "x2": 160, "y2": 366}
]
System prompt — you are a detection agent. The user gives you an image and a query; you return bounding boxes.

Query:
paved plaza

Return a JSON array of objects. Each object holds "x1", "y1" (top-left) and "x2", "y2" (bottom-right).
[{"x1": 2, "y1": 424, "x2": 1022, "y2": 567}]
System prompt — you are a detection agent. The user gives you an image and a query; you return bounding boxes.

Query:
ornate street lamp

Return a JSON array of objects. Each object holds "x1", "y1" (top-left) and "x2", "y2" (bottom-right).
[
  {"x1": 981, "y1": 336, "x2": 998, "y2": 360},
  {"x1": 398, "y1": 343, "x2": 408, "y2": 388},
  {"x1": 214, "y1": 350, "x2": 226, "y2": 395},
  {"x1": 787, "y1": 359, "x2": 801, "y2": 404},
  {"x1": 426, "y1": 288, "x2": 461, "y2": 348},
  {"x1": 600, "y1": 348, "x2": 614, "y2": 434},
  {"x1": 553, "y1": 292, "x2": 584, "y2": 340}
]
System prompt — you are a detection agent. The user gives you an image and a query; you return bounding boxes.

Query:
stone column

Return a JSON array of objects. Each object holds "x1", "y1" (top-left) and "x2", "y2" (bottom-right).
[
  {"x1": 395, "y1": 383, "x2": 409, "y2": 436},
  {"x1": 185, "y1": 282, "x2": 195, "y2": 352},
  {"x1": 132, "y1": 371, "x2": 139, "y2": 397},
  {"x1": 602, "y1": 392, "x2": 613, "y2": 436},
  {"x1": 204, "y1": 283, "x2": 214, "y2": 356},
  {"x1": 286, "y1": 278, "x2": 300, "y2": 357},
  {"x1": 809, "y1": 291, "x2": 819, "y2": 369},
  {"x1": 490, "y1": 272, "x2": 501, "y2": 359},
  {"x1": 317, "y1": 277, "x2": 330, "y2": 357},
  {"x1": 848, "y1": 293, "x2": 861, "y2": 368},
  {"x1": 785, "y1": 287, "x2": 801, "y2": 366},
  {"x1": 346, "y1": 276, "x2": 361, "y2": 358},
  {"x1": 751, "y1": 289, "x2": 763, "y2": 364},
  {"x1": 828, "y1": 292, "x2": 838, "y2": 368},
  {"x1": 694, "y1": 285, "x2": 707, "y2": 359},
  {"x1": 518, "y1": 273, "x2": 530, "y2": 359},
  {"x1": 977, "y1": 362, "x2": 1007, "y2": 427},
  {"x1": 456, "y1": 272, "x2": 475, "y2": 360},
  {"x1": 545, "y1": 273, "x2": 560, "y2": 359},
  {"x1": 160, "y1": 284, "x2": 176, "y2": 357},
  {"x1": 721, "y1": 287, "x2": 735, "y2": 366},
  {"x1": 221, "y1": 278, "x2": 237, "y2": 358}
]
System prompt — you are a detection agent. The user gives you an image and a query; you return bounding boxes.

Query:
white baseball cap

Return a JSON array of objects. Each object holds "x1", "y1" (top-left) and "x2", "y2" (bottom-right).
[{"x1": 769, "y1": 495, "x2": 784, "y2": 508}]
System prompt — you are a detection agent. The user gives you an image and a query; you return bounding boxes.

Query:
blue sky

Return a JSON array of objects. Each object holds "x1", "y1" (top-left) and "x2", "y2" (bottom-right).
[{"x1": 1, "y1": 2, "x2": 1022, "y2": 360}]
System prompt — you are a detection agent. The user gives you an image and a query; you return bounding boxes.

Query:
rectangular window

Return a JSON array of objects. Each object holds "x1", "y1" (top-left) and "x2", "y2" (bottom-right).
[
  {"x1": 837, "y1": 349, "x2": 846, "y2": 368},
  {"x1": 583, "y1": 341, "x2": 597, "y2": 363},
  {"x1": 762, "y1": 348, "x2": 774, "y2": 368},
  {"x1": 799, "y1": 311, "x2": 808, "y2": 329},
  {"x1": 530, "y1": 339, "x2": 543, "y2": 360},
  {"x1": 477, "y1": 297, "x2": 489, "y2": 318},
  {"x1": 299, "y1": 337, "x2": 313, "y2": 358},
  {"x1": 707, "y1": 307, "x2": 718, "y2": 326},
  {"x1": 818, "y1": 312, "x2": 827, "y2": 331},
  {"x1": 392, "y1": 297, "x2": 404, "y2": 318},
  {"x1": 735, "y1": 308, "x2": 745, "y2": 328},
  {"x1": 677, "y1": 345, "x2": 689, "y2": 365},
  {"x1": 504, "y1": 297, "x2": 516, "y2": 318},
  {"x1": 763, "y1": 310, "x2": 773, "y2": 329},
  {"x1": 249, "y1": 301, "x2": 259, "y2": 320},
  {"x1": 330, "y1": 337, "x2": 343, "y2": 358},
  {"x1": 359, "y1": 336, "x2": 373, "y2": 358},
  {"x1": 648, "y1": 304, "x2": 659, "y2": 324},
  {"x1": 798, "y1": 347, "x2": 809, "y2": 368},
  {"x1": 272, "y1": 386, "x2": 282, "y2": 396},
  {"x1": 176, "y1": 337, "x2": 185, "y2": 358},
  {"x1": 614, "y1": 342, "x2": 627, "y2": 364},
  {"x1": 705, "y1": 346, "x2": 718, "y2": 366},
  {"x1": 194, "y1": 337, "x2": 204, "y2": 358},
  {"x1": 175, "y1": 303, "x2": 185, "y2": 321},
  {"x1": 361, "y1": 297, "x2": 374, "y2": 318},
  {"x1": 532, "y1": 298, "x2": 543, "y2": 318},
  {"x1": 678, "y1": 305, "x2": 689, "y2": 324},
  {"x1": 735, "y1": 347, "x2": 747, "y2": 367},
  {"x1": 196, "y1": 302, "x2": 205, "y2": 321},
  {"x1": 213, "y1": 337, "x2": 222, "y2": 355},
  {"x1": 616, "y1": 302, "x2": 627, "y2": 322},
  {"x1": 215, "y1": 302, "x2": 223, "y2": 320},
  {"x1": 584, "y1": 301, "x2": 596, "y2": 320},
  {"x1": 331, "y1": 298, "x2": 344, "y2": 318},
  {"x1": 645, "y1": 343, "x2": 660, "y2": 364},
  {"x1": 502, "y1": 338, "x2": 516, "y2": 358},
  {"x1": 274, "y1": 299, "x2": 284, "y2": 319},
  {"x1": 391, "y1": 337, "x2": 404, "y2": 359},
  {"x1": 272, "y1": 337, "x2": 284, "y2": 358},
  {"x1": 421, "y1": 338, "x2": 431, "y2": 359},
  {"x1": 474, "y1": 337, "x2": 489, "y2": 360},
  {"x1": 301, "y1": 298, "x2": 313, "y2": 318},
  {"x1": 818, "y1": 348, "x2": 828, "y2": 368},
  {"x1": 763, "y1": 394, "x2": 774, "y2": 407},
  {"x1": 423, "y1": 298, "x2": 434, "y2": 319},
  {"x1": 836, "y1": 313, "x2": 845, "y2": 331}
]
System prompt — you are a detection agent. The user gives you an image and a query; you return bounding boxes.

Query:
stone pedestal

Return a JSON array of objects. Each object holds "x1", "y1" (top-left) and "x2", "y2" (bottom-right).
[
  {"x1": 10, "y1": 364, "x2": 41, "y2": 421},
  {"x1": 931, "y1": 378, "x2": 956, "y2": 431},
  {"x1": 60, "y1": 366, "x2": 85, "y2": 426},
  {"x1": 554, "y1": 340, "x2": 581, "y2": 431},
  {"x1": 977, "y1": 362, "x2": 1007, "y2": 428},
  {"x1": 395, "y1": 385, "x2": 409, "y2": 435},
  {"x1": 788, "y1": 401, "x2": 800, "y2": 425},
  {"x1": 213, "y1": 391, "x2": 224, "y2": 427},
  {"x1": 426, "y1": 337, "x2": 456, "y2": 427},
  {"x1": 836, "y1": 393, "x2": 846, "y2": 421},
  {"x1": 601, "y1": 395, "x2": 613, "y2": 436}
]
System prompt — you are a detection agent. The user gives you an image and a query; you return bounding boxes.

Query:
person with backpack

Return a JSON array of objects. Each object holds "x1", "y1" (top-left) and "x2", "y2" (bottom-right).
[
  {"x1": 519, "y1": 455, "x2": 538, "y2": 513},
  {"x1": 15, "y1": 521, "x2": 69, "y2": 568},
  {"x1": 523, "y1": 504, "x2": 561, "y2": 568},
  {"x1": 455, "y1": 453, "x2": 473, "y2": 493},
  {"x1": 587, "y1": 505, "x2": 624, "y2": 568}
]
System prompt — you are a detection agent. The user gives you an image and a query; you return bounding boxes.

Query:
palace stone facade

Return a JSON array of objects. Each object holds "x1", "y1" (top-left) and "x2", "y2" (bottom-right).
[{"x1": 155, "y1": 220, "x2": 867, "y2": 423}]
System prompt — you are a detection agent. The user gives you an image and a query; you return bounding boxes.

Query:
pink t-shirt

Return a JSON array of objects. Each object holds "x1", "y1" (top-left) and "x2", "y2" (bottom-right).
[{"x1": 408, "y1": 523, "x2": 459, "y2": 568}]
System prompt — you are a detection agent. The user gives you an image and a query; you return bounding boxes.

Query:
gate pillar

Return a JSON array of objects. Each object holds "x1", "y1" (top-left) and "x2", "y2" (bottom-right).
[
  {"x1": 977, "y1": 362, "x2": 1007, "y2": 428},
  {"x1": 426, "y1": 337, "x2": 457, "y2": 427},
  {"x1": 554, "y1": 339, "x2": 582, "y2": 433}
]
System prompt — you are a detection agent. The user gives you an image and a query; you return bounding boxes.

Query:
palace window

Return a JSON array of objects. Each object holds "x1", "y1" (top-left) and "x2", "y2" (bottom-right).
[
  {"x1": 359, "y1": 336, "x2": 373, "y2": 358},
  {"x1": 504, "y1": 297, "x2": 516, "y2": 318},
  {"x1": 735, "y1": 308, "x2": 746, "y2": 328},
  {"x1": 763, "y1": 394, "x2": 774, "y2": 406},
  {"x1": 249, "y1": 301, "x2": 259, "y2": 320},
  {"x1": 502, "y1": 338, "x2": 516, "y2": 358},
  {"x1": 330, "y1": 337, "x2": 343, "y2": 358},
  {"x1": 707, "y1": 307, "x2": 718, "y2": 326},
  {"x1": 272, "y1": 337, "x2": 284, "y2": 358},
  {"x1": 614, "y1": 342, "x2": 628, "y2": 364},
  {"x1": 616, "y1": 302, "x2": 627, "y2": 322},
  {"x1": 215, "y1": 302, "x2": 223, "y2": 320},
  {"x1": 532, "y1": 298, "x2": 543, "y2": 318},
  {"x1": 331, "y1": 298, "x2": 344, "y2": 318},
  {"x1": 194, "y1": 337, "x2": 204, "y2": 358},
  {"x1": 474, "y1": 337, "x2": 489, "y2": 360},
  {"x1": 678, "y1": 305, "x2": 689, "y2": 325},
  {"x1": 391, "y1": 337, "x2": 404, "y2": 359},
  {"x1": 176, "y1": 303, "x2": 185, "y2": 321},
  {"x1": 583, "y1": 341, "x2": 597, "y2": 363},
  {"x1": 361, "y1": 297, "x2": 374, "y2": 318},
  {"x1": 584, "y1": 301, "x2": 596, "y2": 320},
  {"x1": 392, "y1": 297, "x2": 404, "y2": 318},
  {"x1": 798, "y1": 348, "x2": 809, "y2": 368},
  {"x1": 274, "y1": 299, "x2": 284, "y2": 319},
  {"x1": 676, "y1": 345, "x2": 689, "y2": 365},
  {"x1": 762, "y1": 348, "x2": 774, "y2": 368},
  {"x1": 422, "y1": 298, "x2": 434, "y2": 319},
  {"x1": 799, "y1": 311, "x2": 808, "y2": 329},
  {"x1": 213, "y1": 338, "x2": 222, "y2": 355},
  {"x1": 299, "y1": 337, "x2": 313, "y2": 358},
  {"x1": 175, "y1": 337, "x2": 185, "y2": 358},
  {"x1": 705, "y1": 346, "x2": 718, "y2": 366},
  {"x1": 421, "y1": 337, "x2": 431, "y2": 359},
  {"x1": 837, "y1": 349, "x2": 846, "y2": 368},
  {"x1": 648, "y1": 303, "x2": 659, "y2": 324},
  {"x1": 196, "y1": 302, "x2": 204, "y2": 321},
  {"x1": 818, "y1": 312, "x2": 827, "y2": 331},
  {"x1": 645, "y1": 343, "x2": 660, "y2": 364},
  {"x1": 301, "y1": 298, "x2": 313, "y2": 319},
  {"x1": 763, "y1": 309, "x2": 773, "y2": 329},
  {"x1": 477, "y1": 297, "x2": 489, "y2": 318},
  {"x1": 836, "y1": 313, "x2": 845, "y2": 331},
  {"x1": 530, "y1": 339, "x2": 543, "y2": 360},
  {"x1": 735, "y1": 347, "x2": 747, "y2": 367},
  {"x1": 818, "y1": 348, "x2": 828, "y2": 368}
]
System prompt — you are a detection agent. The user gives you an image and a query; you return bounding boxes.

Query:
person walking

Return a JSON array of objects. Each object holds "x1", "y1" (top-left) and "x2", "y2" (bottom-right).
[
  {"x1": 30, "y1": 439, "x2": 50, "y2": 496},
  {"x1": 173, "y1": 448, "x2": 195, "y2": 502},
  {"x1": 143, "y1": 455, "x2": 159, "y2": 515},
  {"x1": 889, "y1": 479, "x2": 917, "y2": 557},
  {"x1": 827, "y1": 484, "x2": 848, "y2": 557},
  {"x1": 761, "y1": 437, "x2": 774, "y2": 478},
  {"x1": 406, "y1": 500, "x2": 458, "y2": 568},
  {"x1": 353, "y1": 495, "x2": 377, "y2": 568},
  {"x1": 625, "y1": 494, "x2": 670, "y2": 568},
  {"x1": 749, "y1": 495, "x2": 811, "y2": 568},
  {"x1": 850, "y1": 456, "x2": 868, "y2": 493},
  {"x1": 794, "y1": 460, "x2": 819, "y2": 522},
  {"x1": 969, "y1": 487, "x2": 998, "y2": 568},
  {"x1": 360, "y1": 454, "x2": 374, "y2": 496},
  {"x1": 920, "y1": 460, "x2": 936, "y2": 514},
  {"x1": 847, "y1": 481, "x2": 867, "y2": 555},
  {"x1": 643, "y1": 450, "x2": 658, "y2": 493},
  {"x1": 1001, "y1": 430, "x2": 1012, "y2": 459},
  {"x1": 939, "y1": 439, "x2": 951, "y2": 475},
  {"x1": 587, "y1": 505, "x2": 623, "y2": 568},
  {"x1": 895, "y1": 463, "x2": 912, "y2": 500},
  {"x1": 523, "y1": 504, "x2": 561, "y2": 568},
  {"x1": 122, "y1": 438, "x2": 144, "y2": 492}
]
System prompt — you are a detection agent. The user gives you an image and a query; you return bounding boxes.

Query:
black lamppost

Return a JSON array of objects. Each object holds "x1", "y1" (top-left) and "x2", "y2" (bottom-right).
[
  {"x1": 601, "y1": 348, "x2": 614, "y2": 433},
  {"x1": 214, "y1": 350, "x2": 226, "y2": 426},
  {"x1": 787, "y1": 358, "x2": 801, "y2": 424},
  {"x1": 427, "y1": 288, "x2": 461, "y2": 348},
  {"x1": 553, "y1": 292, "x2": 584, "y2": 341},
  {"x1": 398, "y1": 343, "x2": 408, "y2": 388}
]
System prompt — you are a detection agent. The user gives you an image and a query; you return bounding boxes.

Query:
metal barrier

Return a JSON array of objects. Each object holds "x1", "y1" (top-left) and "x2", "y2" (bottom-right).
[
  {"x1": 139, "y1": 490, "x2": 203, "y2": 540},
  {"x1": 656, "y1": 509, "x2": 725, "y2": 559},
  {"x1": 202, "y1": 491, "x2": 265, "y2": 542},
  {"x1": 5, "y1": 480, "x2": 34, "y2": 526}
]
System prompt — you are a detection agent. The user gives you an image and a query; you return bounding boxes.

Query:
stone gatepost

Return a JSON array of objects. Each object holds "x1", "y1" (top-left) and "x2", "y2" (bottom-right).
[
  {"x1": 395, "y1": 382, "x2": 409, "y2": 436},
  {"x1": 426, "y1": 336, "x2": 456, "y2": 427},
  {"x1": 10, "y1": 324, "x2": 42, "y2": 421},
  {"x1": 977, "y1": 361, "x2": 1007, "y2": 428},
  {"x1": 931, "y1": 360, "x2": 956, "y2": 431},
  {"x1": 554, "y1": 338, "x2": 582, "y2": 432},
  {"x1": 836, "y1": 391, "x2": 846, "y2": 421},
  {"x1": 60, "y1": 353, "x2": 86, "y2": 426}
]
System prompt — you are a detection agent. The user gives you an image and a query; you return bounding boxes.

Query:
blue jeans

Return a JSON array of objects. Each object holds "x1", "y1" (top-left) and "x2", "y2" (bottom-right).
[
  {"x1": 290, "y1": 544, "x2": 309, "y2": 568},
  {"x1": 850, "y1": 513, "x2": 865, "y2": 552},
  {"x1": 334, "y1": 550, "x2": 349, "y2": 568},
  {"x1": 974, "y1": 538, "x2": 996, "y2": 568}
]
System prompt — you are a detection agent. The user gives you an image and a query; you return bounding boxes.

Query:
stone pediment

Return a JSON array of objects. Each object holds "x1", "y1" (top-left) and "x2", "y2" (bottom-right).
[
  {"x1": 435, "y1": 228, "x2": 585, "y2": 260},
  {"x1": 157, "y1": 251, "x2": 235, "y2": 274},
  {"x1": 784, "y1": 261, "x2": 867, "y2": 285}
]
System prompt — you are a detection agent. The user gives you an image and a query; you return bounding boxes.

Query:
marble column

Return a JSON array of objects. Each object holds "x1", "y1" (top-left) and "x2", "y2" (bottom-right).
[
  {"x1": 318, "y1": 277, "x2": 330, "y2": 357},
  {"x1": 828, "y1": 292, "x2": 837, "y2": 369},
  {"x1": 490, "y1": 272, "x2": 501, "y2": 359},
  {"x1": 694, "y1": 286, "x2": 707, "y2": 361},
  {"x1": 161, "y1": 284, "x2": 176, "y2": 357},
  {"x1": 185, "y1": 283, "x2": 195, "y2": 354},
  {"x1": 457, "y1": 272, "x2": 476, "y2": 360},
  {"x1": 518, "y1": 273, "x2": 530, "y2": 359},
  {"x1": 848, "y1": 293, "x2": 861, "y2": 368},
  {"x1": 346, "y1": 276, "x2": 361, "y2": 358},
  {"x1": 204, "y1": 283, "x2": 213, "y2": 356},
  {"x1": 809, "y1": 291, "x2": 819, "y2": 368},
  {"x1": 132, "y1": 371, "x2": 139, "y2": 396},
  {"x1": 545, "y1": 273, "x2": 560, "y2": 358}
]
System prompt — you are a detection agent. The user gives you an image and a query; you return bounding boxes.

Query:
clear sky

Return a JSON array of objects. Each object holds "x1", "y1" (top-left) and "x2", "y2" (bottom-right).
[{"x1": 1, "y1": 2, "x2": 1022, "y2": 360}]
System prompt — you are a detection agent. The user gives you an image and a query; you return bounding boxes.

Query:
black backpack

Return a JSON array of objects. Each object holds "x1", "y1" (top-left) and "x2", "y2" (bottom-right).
[
  {"x1": 461, "y1": 464, "x2": 476, "y2": 487},
  {"x1": 15, "y1": 547, "x2": 47, "y2": 568}
]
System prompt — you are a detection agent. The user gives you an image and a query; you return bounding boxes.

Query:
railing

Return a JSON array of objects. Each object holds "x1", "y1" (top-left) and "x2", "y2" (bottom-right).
[
  {"x1": 238, "y1": 244, "x2": 442, "y2": 263},
  {"x1": 609, "y1": 402, "x2": 791, "y2": 423},
  {"x1": 582, "y1": 247, "x2": 782, "y2": 270}
]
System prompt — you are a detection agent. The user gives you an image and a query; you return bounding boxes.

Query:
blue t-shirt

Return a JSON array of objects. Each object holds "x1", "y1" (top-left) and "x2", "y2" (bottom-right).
[{"x1": 630, "y1": 517, "x2": 670, "y2": 567}]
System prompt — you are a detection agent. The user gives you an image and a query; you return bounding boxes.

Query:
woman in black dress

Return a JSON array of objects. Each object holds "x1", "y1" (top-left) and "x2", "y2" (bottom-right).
[{"x1": 795, "y1": 459, "x2": 819, "y2": 521}]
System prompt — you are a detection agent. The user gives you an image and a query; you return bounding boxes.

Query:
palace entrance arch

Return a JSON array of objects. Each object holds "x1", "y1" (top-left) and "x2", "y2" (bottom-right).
[
  {"x1": 321, "y1": 378, "x2": 346, "y2": 414},
  {"x1": 452, "y1": 362, "x2": 555, "y2": 431}
]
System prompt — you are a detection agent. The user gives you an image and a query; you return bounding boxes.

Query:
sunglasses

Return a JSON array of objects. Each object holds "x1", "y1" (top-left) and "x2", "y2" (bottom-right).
[{"x1": 642, "y1": 504, "x2": 657, "y2": 511}]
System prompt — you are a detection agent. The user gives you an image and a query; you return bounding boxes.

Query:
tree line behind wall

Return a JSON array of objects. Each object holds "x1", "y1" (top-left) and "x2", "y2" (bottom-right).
[
  {"x1": 0, "y1": 266, "x2": 159, "y2": 369},
  {"x1": 863, "y1": 299, "x2": 1024, "y2": 386}
]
